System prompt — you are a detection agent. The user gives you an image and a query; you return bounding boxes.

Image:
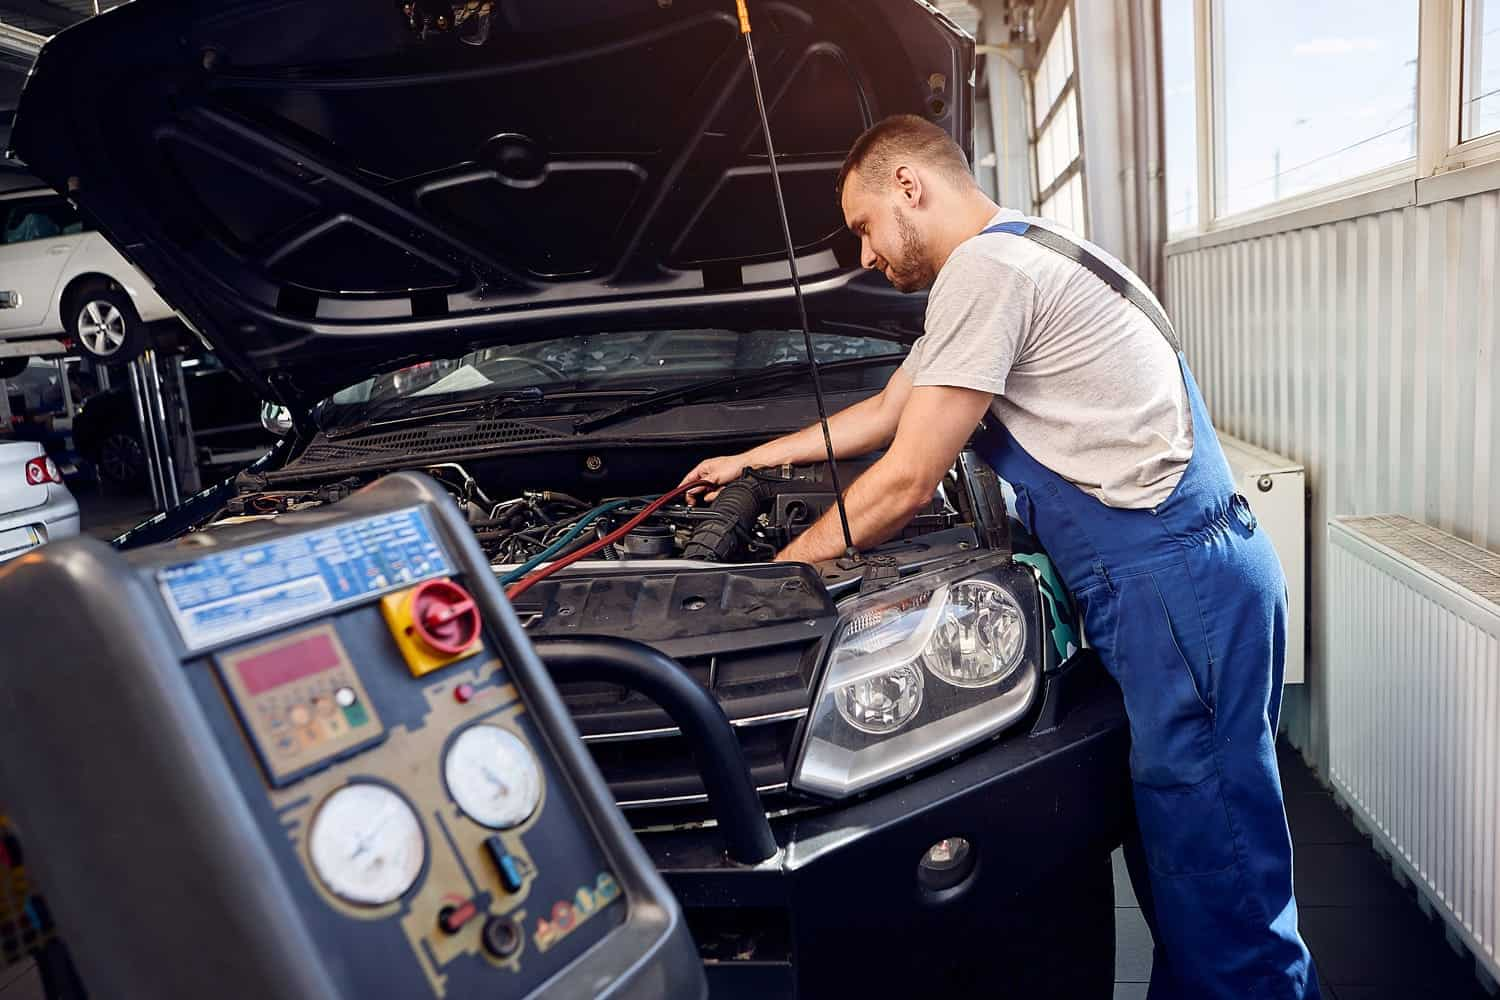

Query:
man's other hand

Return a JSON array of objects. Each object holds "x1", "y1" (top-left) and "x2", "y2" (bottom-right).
[{"x1": 678, "y1": 454, "x2": 756, "y2": 505}]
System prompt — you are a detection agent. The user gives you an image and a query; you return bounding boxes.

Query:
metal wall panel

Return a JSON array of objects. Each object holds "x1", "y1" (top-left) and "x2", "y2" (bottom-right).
[{"x1": 1165, "y1": 190, "x2": 1500, "y2": 770}]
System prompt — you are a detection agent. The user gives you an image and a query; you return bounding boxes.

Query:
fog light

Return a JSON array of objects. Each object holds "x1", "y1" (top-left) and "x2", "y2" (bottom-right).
[
  {"x1": 834, "y1": 663, "x2": 923, "y2": 734},
  {"x1": 918, "y1": 837, "x2": 976, "y2": 893}
]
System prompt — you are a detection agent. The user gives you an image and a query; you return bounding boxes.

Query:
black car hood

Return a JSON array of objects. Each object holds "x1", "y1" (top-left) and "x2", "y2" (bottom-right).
[{"x1": 12, "y1": 0, "x2": 971, "y2": 413}]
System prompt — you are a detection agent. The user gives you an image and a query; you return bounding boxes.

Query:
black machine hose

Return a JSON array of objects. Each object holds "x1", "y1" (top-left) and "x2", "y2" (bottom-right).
[
  {"x1": 681, "y1": 474, "x2": 778, "y2": 562},
  {"x1": 533, "y1": 638, "x2": 780, "y2": 865}
]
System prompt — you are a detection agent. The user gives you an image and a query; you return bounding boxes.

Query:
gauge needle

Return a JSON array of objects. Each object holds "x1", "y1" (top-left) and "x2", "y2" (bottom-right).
[
  {"x1": 481, "y1": 765, "x2": 510, "y2": 796},
  {"x1": 349, "y1": 803, "x2": 396, "y2": 860}
]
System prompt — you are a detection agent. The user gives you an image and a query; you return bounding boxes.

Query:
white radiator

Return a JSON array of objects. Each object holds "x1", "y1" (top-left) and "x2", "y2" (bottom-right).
[
  {"x1": 1220, "y1": 434, "x2": 1306, "y2": 684},
  {"x1": 1328, "y1": 515, "x2": 1500, "y2": 984}
]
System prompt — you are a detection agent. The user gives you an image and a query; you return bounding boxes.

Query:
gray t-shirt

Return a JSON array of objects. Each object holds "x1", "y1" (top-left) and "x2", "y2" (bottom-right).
[{"x1": 902, "y1": 209, "x2": 1192, "y2": 509}]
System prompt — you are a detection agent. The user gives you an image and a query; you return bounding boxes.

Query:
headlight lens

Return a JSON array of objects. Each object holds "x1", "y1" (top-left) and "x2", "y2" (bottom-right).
[
  {"x1": 834, "y1": 662, "x2": 924, "y2": 734},
  {"x1": 920, "y1": 580, "x2": 1026, "y2": 687},
  {"x1": 792, "y1": 555, "x2": 1040, "y2": 799}
]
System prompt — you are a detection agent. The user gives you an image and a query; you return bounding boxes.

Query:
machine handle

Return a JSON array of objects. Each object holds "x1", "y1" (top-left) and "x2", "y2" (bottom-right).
[
  {"x1": 533, "y1": 637, "x2": 779, "y2": 865},
  {"x1": 0, "y1": 291, "x2": 20, "y2": 309}
]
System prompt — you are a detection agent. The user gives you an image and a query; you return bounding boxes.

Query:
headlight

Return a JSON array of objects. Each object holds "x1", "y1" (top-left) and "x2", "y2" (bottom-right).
[
  {"x1": 835, "y1": 662, "x2": 924, "y2": 734},
  {"x1": 921, "y1": 579, "x2": 1026, "y2": 687},
  {"x1": 792, "y1": 555, "x2": 1041, "y2": 799}
]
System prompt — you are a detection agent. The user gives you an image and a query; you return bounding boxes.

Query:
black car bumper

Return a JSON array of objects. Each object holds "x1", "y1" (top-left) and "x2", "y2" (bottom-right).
[{"x1": 639, "y1": 659, "x2": 1132, "y2": 998}]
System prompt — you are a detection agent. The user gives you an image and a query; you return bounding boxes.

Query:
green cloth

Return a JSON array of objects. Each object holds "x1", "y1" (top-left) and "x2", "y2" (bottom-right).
[{"x1": 1013, "y1": 552, "x2": 1079, "y2": 661}]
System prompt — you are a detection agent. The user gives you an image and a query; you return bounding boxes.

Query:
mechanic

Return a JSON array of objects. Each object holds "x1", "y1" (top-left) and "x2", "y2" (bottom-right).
[{"x1": 679, "y1": 114, "x2": 1320, "y2": 999}]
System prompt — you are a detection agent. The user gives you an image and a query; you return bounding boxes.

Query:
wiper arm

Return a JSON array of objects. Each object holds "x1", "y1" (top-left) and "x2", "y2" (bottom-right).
[
  {"x1": 572, "y1": 354, "x2": 905, "y2": 434},
  {"x1": 325, "y1": 386, "x2": 547, "y2": 437}
]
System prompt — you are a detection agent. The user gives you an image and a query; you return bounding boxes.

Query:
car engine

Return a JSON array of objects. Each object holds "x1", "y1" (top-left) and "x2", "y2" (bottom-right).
[{"x1": 208, "y1": 461, "x2": 974, "y2": 568}]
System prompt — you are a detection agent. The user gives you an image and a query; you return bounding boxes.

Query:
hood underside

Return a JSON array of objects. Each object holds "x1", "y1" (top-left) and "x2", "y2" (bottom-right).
[{"x1": 12, "y1": 0, "x2": 971, "y2": 411}]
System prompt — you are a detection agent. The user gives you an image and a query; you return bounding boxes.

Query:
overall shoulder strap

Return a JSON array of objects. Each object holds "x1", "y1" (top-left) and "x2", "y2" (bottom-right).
[{"x1": 982, "y1": 221, "x2": 1181, "y2": 353}]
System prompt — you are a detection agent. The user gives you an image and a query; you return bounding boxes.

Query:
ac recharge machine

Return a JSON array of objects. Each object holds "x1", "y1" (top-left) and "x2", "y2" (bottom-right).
[{"x1": 0, "y1": 473, "x2": 705, "y2": 999}]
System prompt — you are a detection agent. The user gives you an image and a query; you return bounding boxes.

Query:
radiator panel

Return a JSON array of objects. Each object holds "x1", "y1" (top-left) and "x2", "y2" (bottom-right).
[{"x1": 1329, "y1": 515, "x2": 1500, "y2": 980}]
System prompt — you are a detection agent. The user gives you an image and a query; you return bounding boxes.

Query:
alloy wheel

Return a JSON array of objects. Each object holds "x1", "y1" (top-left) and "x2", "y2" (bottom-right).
[{"x1": 78, "y1": 300, "x2": 127, "y2": 357}]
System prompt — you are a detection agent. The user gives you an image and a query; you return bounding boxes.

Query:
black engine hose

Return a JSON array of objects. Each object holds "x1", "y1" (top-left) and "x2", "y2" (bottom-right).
[{"x1": 682, "y1": 474, "x2": 779, "y2": 562}]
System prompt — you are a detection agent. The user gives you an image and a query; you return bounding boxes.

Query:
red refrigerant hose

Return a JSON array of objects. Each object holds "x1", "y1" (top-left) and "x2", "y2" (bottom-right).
[{"x1": 504, "y1": 481, "x2": 707, "y2": 600}]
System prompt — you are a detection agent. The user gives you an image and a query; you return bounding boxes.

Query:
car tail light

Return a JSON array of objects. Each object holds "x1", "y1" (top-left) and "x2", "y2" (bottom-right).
[{"x1": 24, "y1": 456, "x2": 62, "y2": 486}]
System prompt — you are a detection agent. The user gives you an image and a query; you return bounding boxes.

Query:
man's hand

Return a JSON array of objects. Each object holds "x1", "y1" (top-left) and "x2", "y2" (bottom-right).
[
  {"x1": 775, "y1": 384, "x2": 994, "y2": 563},
  {"x1": 678, "y1": 453, "x2": 757, "y2": 505},
  {"x1": 676, "y1": 368, "x2": 915, "y2": 506}
]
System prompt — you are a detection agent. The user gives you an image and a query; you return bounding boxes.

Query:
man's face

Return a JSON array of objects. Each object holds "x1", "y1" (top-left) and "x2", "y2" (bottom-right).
[{"x1": 840, "y1": 169, "x2": 936, "y2": 293}]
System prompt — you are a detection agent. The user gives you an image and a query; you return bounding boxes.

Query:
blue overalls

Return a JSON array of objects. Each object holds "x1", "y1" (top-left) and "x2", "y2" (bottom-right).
[{"x1": 974, "y1": 223, "x2": 1320, "y2": 998}]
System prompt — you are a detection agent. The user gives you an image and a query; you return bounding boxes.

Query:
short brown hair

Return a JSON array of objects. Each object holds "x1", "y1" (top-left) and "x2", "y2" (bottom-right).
[{"x1": 836, "y1": 114, "x2": 974, "y2": 196}]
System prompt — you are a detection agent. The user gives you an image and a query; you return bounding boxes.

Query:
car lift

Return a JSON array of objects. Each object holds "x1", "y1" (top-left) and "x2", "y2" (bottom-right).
[{"x1": 124, "y1": 349, "x2": 200, "y2": 511}]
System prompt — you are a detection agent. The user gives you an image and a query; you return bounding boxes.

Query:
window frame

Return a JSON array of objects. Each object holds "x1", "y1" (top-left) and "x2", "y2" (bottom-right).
[
  {"x1": 1435, "y1": 0, "x2": 1500, "y2": 171},
  {"x1": 1028, "y1": 2, "x2": 1089, "y2": 236},
  {"x1": 1166, "y1": 0, "x2": 1499, "y2": 244}
]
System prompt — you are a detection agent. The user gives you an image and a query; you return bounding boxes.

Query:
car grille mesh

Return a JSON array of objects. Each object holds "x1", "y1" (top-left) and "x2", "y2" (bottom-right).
[{"x1": 291, "y1": 420, "x2": 567, "y2": 467}]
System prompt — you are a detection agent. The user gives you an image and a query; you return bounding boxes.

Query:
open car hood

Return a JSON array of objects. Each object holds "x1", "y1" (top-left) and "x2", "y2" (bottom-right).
[{"x1": 12, "y1": 0, "x2": 971, "y2": 413}]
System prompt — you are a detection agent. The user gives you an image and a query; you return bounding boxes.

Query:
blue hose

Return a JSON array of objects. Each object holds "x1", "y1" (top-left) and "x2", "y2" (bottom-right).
[{"x1": 498, "y1": 497, "x2": 646, "y2": 585}]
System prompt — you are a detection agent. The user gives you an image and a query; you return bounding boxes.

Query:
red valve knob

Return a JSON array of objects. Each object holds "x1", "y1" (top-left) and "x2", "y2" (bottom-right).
[{"x1": 408, "y1": 579, "x2": 480, "y2": 656}]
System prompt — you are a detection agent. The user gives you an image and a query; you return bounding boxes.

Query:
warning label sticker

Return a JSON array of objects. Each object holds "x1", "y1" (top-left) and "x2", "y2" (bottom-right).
[{"x1": 158, "y1": 506, "x2": 451, "y2": 651}]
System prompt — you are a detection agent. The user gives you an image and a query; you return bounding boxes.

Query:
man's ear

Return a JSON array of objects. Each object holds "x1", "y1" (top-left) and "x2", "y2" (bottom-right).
[{"x1": 893, "y1": 164, "x2": 922, "y2": 206}]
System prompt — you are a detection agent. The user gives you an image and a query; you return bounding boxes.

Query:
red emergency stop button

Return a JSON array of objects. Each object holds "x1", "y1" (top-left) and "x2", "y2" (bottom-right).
[
  {"x1": 409, "y1": 579, "x2": 481, "y2": 655},
  {"x1": 380, "y1": 578, "x2": 484, "y2": 677}
]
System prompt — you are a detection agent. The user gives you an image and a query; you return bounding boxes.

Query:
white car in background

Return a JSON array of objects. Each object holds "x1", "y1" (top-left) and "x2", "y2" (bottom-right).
[
  {"x1": 0, "y1": 173, "x2": 176, "y2": 377},
  {"x1": 0, "y1": 440, "x2": 79, "y2": 562}
]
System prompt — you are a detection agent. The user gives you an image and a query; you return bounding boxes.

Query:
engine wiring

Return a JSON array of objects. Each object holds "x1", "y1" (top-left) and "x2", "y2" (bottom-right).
[
  {"x1": 505, "y1": 483, "x2": 705, "y2": 600},
  {"x1": 207, "y1": 456, "x2": 936, "y2": 577}
]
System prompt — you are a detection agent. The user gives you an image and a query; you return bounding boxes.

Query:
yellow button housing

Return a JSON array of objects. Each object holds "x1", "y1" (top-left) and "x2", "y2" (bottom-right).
[{"x1": 380, "y1": 583, "x2": 482, "y2": 678}]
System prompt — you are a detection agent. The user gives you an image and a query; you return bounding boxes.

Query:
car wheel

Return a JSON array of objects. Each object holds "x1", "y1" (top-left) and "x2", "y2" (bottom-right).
[
  {"x1": 95, "y1": 430, "x2": 147, "y2": 488},
  {"x1": 0, "y1": 357, "x2": 27, "y2": 379},
  {"x1": 66, "y1": 282, "x2": 147, "y2": 365}
]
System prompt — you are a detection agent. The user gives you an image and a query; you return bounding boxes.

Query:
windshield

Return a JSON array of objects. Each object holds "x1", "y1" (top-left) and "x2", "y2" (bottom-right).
[{"x1": 315, "y1": 329, "x2": 906, "y2": 430}]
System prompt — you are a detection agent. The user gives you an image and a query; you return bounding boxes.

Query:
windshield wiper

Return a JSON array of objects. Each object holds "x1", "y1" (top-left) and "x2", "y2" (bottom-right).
[
  {"x1": 325, "y1": 384, "x2": 667, "y2": 438},
  {"x1": 323, "y1": 386, "x2": 548, "y2": 438},
  {"x1": 572, "y1": 354, "x2": 905, "y2": 434}
]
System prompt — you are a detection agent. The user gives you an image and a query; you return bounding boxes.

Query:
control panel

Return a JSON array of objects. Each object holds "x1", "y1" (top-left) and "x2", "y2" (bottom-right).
[{"x1": 0, "y1": 473, "x2": 703, "y2": 1000}]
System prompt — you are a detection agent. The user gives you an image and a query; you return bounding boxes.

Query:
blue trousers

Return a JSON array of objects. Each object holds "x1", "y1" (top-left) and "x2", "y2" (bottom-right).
[{"x1": 981, "y1": 355, "x2": 1320, "y2": 998}]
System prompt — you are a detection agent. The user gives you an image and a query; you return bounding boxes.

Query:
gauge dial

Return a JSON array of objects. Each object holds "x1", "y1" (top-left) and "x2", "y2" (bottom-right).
[
  {"x1": 308, "y1": 783, "x2": 425, "y2": 906},
  {"x1": 445, "y1": 724, "x2": 542, "y2": 829}
]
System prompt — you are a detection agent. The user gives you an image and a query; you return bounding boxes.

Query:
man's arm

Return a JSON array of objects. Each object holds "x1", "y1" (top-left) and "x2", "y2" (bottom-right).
[
  {"x1": 775, "y1": 384, "x2": 994, "y2": 563},
  {"x1": 679, "y1": 367, "x2": 914, "y2": 500}
]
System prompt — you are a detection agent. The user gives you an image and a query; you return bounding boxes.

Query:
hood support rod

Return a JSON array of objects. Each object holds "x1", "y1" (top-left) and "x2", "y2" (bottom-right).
[{"x1": 735, "y1": 0, "x2": 856, "y2": 558}]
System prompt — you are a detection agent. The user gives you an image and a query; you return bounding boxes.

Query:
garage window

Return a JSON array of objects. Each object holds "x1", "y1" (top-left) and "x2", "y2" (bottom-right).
[
  {"x1": 1164, "y1": 0, "x2": 1199, "y2": 233},
  {"x1": 1215, "y1": 0, "x2": 1419, "y2": 218},
  {"x1": 1464, "y1": 0, "x2": 1500, "y2": 140},
  {"x1": 1030, "y1": 7, "x2": 1087, "y2": 235}
]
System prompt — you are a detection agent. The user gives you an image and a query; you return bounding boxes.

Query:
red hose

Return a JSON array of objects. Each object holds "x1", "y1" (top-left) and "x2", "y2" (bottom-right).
[{"x1": 504, "y1": 482, "x2": 706, "y2": 600}]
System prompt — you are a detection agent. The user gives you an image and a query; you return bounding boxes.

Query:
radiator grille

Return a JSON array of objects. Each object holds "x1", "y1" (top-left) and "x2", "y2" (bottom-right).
[{"x1": 557, "y1": 642, "x2": 819, "y2": 813}]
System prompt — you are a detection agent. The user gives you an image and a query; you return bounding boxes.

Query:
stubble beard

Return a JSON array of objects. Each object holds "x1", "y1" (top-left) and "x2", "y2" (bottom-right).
[{"x1": 886, "y1": 208, "x2": 937, "y2": 293}]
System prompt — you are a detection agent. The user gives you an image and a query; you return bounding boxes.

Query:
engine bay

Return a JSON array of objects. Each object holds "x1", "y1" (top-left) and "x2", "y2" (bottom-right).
[{"x1": 209, "y1": 457, "x2": 989, "y2": 571}]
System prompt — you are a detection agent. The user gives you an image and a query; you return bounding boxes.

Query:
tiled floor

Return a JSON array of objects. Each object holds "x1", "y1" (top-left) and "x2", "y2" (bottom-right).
[
  {"x1": 0, "y1": 959, "x2": 42, "y2": 1000},
  {"x1": 1114, "y1": 742, "x2": 1497, "y2": 999}
]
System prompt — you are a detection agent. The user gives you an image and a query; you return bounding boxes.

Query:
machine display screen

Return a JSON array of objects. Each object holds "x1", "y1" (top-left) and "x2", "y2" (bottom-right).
[
  {"x1": 235, "y1": 631, "x2": 342, "y2": 695},
  {"x1": 216, "y1": 624, "x2": 385, "y2": 787}
]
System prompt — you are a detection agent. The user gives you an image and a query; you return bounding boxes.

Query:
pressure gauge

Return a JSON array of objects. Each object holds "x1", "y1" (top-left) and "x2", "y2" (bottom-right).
[
  {"x1": 308, "y1": 783, "x2": 426, "y2": 906},
  {"x1": 444, "y1": 724, "x2": 542, "y2": 829}
]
